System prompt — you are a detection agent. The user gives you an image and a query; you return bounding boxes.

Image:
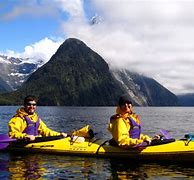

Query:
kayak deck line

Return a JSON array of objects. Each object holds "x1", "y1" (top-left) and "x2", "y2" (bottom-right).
[
  {"x1": 31, "y1": 144, "x2": 54, "y2": 148},
  {"x1": 96, "y1": 140, "x2": 109, "y2": 155}
]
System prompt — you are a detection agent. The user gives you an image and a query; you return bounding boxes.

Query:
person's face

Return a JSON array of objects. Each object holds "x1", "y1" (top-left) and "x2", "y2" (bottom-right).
[
  {"x1": 24, "y1": 100, "x2": 37, "y2": 115},
  {"x1": 120, "y1": 102, "x2": 133, "y2": 114}
]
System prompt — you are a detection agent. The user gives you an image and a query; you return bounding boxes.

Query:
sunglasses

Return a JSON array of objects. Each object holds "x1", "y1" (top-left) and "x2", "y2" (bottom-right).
[
  {"x1": 121, "y1": 102, "x2": 132, "y2": 106},
  {"x1": 25, "y1": 103, "x2": 37, "y2": 106}
]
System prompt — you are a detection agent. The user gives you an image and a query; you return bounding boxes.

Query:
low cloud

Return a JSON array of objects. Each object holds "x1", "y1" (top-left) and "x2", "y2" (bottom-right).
[
  {"x1": 4, "y1": 37, "x2": 62, "y2": 64},
  {"x1": 21, "y1": 37, "x2": 63, "y2": 63}
]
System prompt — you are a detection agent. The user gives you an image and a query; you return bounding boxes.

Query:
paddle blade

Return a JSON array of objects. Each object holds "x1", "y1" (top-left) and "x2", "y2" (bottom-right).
[
  {"x1": 159, "y1": 129, "x2": 172, "y2": 139},
  {"x1": 0, "y1": 134, "x2": 17, "y2": 150},
  {"x1": 0, "y1": 134, "x2": 16, "y2": 143}
]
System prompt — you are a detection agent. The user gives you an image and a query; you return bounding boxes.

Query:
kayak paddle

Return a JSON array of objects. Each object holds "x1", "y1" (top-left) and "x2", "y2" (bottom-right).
[
  {"x1": 159, "y1": 129, "x2": 172, "y2": 139},
  {"x1": 0, "y1": 134, "x2": 17, "y2": 150},
  {"x1": 0, "y1": 134, "x2": 17, "y2": 143},
  {"x1": 0, "y1": 134, "x2": 65, "y2": 150}
]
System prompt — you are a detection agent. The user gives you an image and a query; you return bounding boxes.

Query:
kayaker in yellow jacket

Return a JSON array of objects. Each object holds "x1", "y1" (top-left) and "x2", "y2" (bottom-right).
[
  {"x1": 8, "y1": 95, "x2": 67, "y2": 141},
  {"x1": 108, "y1": 94, "x2": 152, "y2": 149}
]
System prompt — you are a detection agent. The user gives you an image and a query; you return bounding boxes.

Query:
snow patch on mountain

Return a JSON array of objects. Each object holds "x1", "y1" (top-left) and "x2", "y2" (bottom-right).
[
  {"x1": 0, "y1": 54, "x2": 45, "y2": 90},
  {"x1": 111, "y1": 68, "x2": 148, "y2": 105},
  {"x1": 0, "y1": 56, "x2": 11, "y2": 64}
]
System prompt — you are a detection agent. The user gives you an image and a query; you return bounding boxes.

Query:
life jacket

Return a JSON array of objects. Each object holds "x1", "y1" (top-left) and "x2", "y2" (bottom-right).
[
  {"x1": 128, "y1": 115, "x2": 141, "y2": 139},
  {"x1": 23, "y1": 116, "x2": 40, "y2": 136}
]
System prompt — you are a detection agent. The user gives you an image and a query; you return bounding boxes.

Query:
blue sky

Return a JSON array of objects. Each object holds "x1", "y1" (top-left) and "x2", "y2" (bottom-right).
[
  {"x1": 0, "y1": 14, "x2": 60, "y2": 51},
  {"x1": 0, "y1": 0, "x2": 72, "y2": 52},
  {"x1": 1, "y1": 0, "x2": 194, "y2": 95}
]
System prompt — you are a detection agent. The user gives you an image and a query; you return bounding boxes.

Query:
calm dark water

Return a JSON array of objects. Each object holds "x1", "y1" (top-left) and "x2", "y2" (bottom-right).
[{"x1": 0, "y1": 106, "x2": 194, "y2": 179}]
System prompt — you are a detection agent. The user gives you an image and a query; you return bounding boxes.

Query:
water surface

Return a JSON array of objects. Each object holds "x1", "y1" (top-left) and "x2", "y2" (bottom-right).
[{"x1": 1, "y1": 106, "x2": 194, "y2": 179}]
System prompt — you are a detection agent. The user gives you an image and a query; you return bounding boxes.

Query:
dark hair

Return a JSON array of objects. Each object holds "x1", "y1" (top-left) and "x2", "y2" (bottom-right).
[
  {"x1": 118, "y1": 94, "x2": 132, "y2": 107},
  {"x1": 24, "y1": 95, "x2": 38, "y2": 105}
]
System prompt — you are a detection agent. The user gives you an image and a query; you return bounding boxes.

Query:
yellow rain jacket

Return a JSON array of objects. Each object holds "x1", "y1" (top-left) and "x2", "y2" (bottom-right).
[
  {"x1": 8, "y1": 107, "x2": 61, "y2": 139},
  {"x1": 108, "y1": 106, "x2": 151, "y2": 149}
]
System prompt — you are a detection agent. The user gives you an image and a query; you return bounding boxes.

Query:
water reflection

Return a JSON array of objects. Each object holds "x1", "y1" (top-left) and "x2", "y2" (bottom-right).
[
  {"x1": 0, "y1": 153, "x2": 10, "y2": 179},
  {"x1": 2, "y1": 153, "x2": 110, "y2": 179},
  {"x1": 7, "y1": 153, "x2": 46, "y2": 179},
  {"x1": 1, "y1": 152, "x2": 194, "y2": 179},
  {"x1": 108, "y1": 159, "x2": 194, "y2": 179},
  {"x1": 109, "y1": 160, "x2": 148, "y2": 179},
  {"x1": 42, "y1": 155, "x2": 110, "y2": 179}
]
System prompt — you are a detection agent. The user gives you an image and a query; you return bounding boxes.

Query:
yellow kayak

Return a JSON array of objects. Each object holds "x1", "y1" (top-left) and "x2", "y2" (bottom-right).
[{"x1": 4, "y1": 136, "x2": 194, "y2": 162}]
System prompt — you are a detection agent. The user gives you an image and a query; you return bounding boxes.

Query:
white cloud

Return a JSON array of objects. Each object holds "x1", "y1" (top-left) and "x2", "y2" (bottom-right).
[
  {"x1": 58, "y1": 0, "x2": 194, "y2": 95},
  {"x1": 55, "y1": 0, "x2": 84, "y2": 17},
  {"x1": 3, "y1": 0, "x2": 194, "y2": 95},
  {"x1": 22, "y1": 37, "x2": 63, "y2": 62},
  {"x1": 4, "y1": 37, "x2": 63, "y2": 63}
]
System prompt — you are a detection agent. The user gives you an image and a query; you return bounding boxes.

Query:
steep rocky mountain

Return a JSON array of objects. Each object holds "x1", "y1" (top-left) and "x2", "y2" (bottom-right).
[
  {"x1": 0, "y1": 38, "x2": 179, "y2": 106},
  {"x1": 0, "y1": 55, "x2": 44, "y2": 91},
  {"x1": 112, "y1": 69, "x2": 178, "y2": 106},
  {"x1": 111, "y1": 69, "x2": 148, "y2": 106},
  {"x1": 0, "y1": 77, "x2": 12, "y2": 93},
  {"x1": 7, "y1": 38, "x2": 125, "y2": 106}
]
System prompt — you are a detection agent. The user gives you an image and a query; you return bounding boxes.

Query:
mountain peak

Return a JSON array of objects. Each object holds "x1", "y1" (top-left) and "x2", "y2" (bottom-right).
[
  {"x1": 50, "y1": 38, "x2": 109, "y2": 72},
  {"x1": 58, "y1": 38, "x2": 87, "y2": 52},
  {"x1": 16, "y1": 38, "x2": 124, "y2": 105}
]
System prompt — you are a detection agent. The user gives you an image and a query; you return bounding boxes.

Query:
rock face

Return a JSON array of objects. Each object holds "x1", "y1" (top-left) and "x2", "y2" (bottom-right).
[
  {"x1": 0, "y1": 55, "x2": 44, "y2": 92},
  {"x1": 111, "y1": 69, "x2": 179, "y2": 106},
  {"x1": 0, "y1": 77, "x2": 12, "y2": 93},
  {"x1": 0, "y1": 38, "x2": 179, "y2": 106}
]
